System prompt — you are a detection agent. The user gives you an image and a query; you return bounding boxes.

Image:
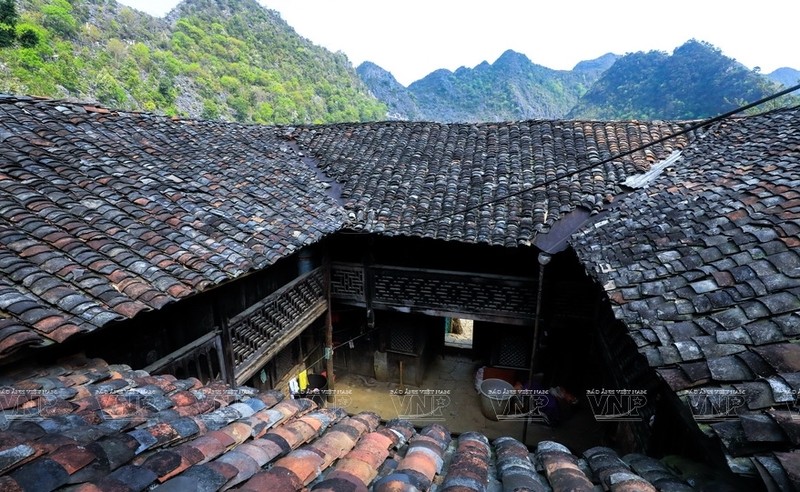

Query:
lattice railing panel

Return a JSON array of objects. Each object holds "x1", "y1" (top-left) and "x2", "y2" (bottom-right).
[
  {"x1": 373, "y1": 271, "x2": 534, "y2": 317},
  {"x1": 331, "y1": 262, "x2": 536, "y2": 321},
  {"x1": 230, "y1": 267, "x2": 325, "y2": 370},
  {"x1": 330, "y1": 263, "x2": 365, "y2": 301}
]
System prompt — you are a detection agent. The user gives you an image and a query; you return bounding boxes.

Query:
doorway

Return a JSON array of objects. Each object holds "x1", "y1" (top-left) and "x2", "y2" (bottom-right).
[{"x1": 444, "y1": 317, "x2": 474, "y2": 349}]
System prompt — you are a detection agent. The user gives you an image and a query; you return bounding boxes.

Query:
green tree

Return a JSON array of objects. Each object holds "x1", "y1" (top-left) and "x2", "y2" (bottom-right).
[
  {"x1": 0, "y1": 0, "x2": 18, "y2": 26},
  {"x1": 0, "y1": 0, "x2": 17, "y2": 47},
  {"x1": 0, "y1": 23, "x2": 13, "y2": 47},
  {"x1": 42, "y1": 0, "x2": 77, "y2": 37},
  {"x1": 1, "y1": 0, "x2": 386, "y2": 124},
  {"x1": 16, "y1": 23, "x2": 42, "y2": 48}
]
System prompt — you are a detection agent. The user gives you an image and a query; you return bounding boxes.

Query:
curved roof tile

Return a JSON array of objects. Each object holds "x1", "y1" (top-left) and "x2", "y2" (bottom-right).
[
  {"x1": 0, "y1": 356, "x2": 698, "y2": 491},
  {"x1": 0, "y1": 97, "x2": 345, "y2": 356},
  {"x1": 573, "y1": 106, "x2": 800, "y2": 485}
]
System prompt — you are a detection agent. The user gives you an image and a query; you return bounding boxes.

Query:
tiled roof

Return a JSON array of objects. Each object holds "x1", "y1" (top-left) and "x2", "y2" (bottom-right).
[
  {"x1": 292, "y1": 119, "x2": 695, "y2": 247},
  {"x1": 572, "y1": 106, "x2": 800, "y2": 486},
  {"x1": 0, "y1": 356, "x2": 697, "y2": 491},
  {"x1": 0, "y1": 96, "x2": 345, "y2": 357}
]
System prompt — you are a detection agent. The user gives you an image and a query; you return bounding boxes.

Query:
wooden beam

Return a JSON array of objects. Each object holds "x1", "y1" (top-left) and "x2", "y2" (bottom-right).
[
  {"x1": 333, "y1": 261, "x2": 535, "y2": 285},
  {"x1": 332, "y1": 299, "x2": 534, "y2": 326}
]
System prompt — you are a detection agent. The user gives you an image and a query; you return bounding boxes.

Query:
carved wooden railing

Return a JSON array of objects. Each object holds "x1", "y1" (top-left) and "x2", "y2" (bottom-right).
[
  {"x1": 230, "y1": 267, "x2": 326, "y2": 385},
  {"x1": 331, "y1": 262, "x2": 536, "y2": 325}
]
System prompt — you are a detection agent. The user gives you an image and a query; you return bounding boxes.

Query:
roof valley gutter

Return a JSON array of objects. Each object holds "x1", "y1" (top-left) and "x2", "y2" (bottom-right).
[{"x1": 281, "y1": 134, "x2": 346, "y2": 207}]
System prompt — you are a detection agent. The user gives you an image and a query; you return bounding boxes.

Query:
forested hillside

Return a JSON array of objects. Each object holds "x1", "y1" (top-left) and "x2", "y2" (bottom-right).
[
  {"x1": 1, "y1": 0, "x2": 796, "y2": 125},
  {"x1": 567, "y1": 40, "x2": 790, "y2": 120},
  {"x1": 362, "y1": 41, "x2": 797, "y2": 123},
  {"x1": 0, "y1": 0, "x2": 385, "y2": 123}
]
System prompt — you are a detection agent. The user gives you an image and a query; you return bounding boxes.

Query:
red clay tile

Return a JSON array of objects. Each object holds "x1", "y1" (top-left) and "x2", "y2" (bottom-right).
[
  {"x1": 49, "y1": 444, "x2": 96, "y2": 475},
  {"x1": 243, "y1": 416, "x2": 272, "y2": 439},
  {"x1": 254, "y1": 391, "x2": 283, "y2": 408},
  {"x1": 32, "y1": 434, "x2": 78, "y2": 455},
  {"x1": 141, "y1": 450, "x2": 184, "y2": 481},
  {"x1": 343, "y1": 419, "x2": 370, "y2": 438},
  {"x1": 132, "y1": 376, "x2": 170, "y2": 391},
  {"x1": 234, "y1": 443, "x2": 270, "y2": 467},
  {"x1": 191, "y1": 417, "x2": 208, "y2": 435},
  {"x1": 397, "y1": 451, "x2": 437, "y2": 480},
  {"x1": 95, "y1": 393, "x2": 125, "y2": 409},
  {"x1": 111, "y1": 301, "x2": 148, "y2": 319},
  {"x1": 170, "y1": 391, "x2": 198, "y2": 407},
  {"x1": 12, "y1": 380, "x2": 42, "y2": 391},
  {"x1": 541, "y1": 452, "x2": 587, "y2": 482},
  {"x1": 49, "y1": 324, "x2": 85, "y2": 343},
  {"x1": 33, "y1": 314, "x2": 66, "y2": 333},
  {"x1": 249, "y1": 438, "x2": 286, "y2": 462},
  {"x1": 186, "y1": 436, "x2": 226, "y2": 464},
  {"x1": 343, "y1": 447, "x2": 386, "y2": 470},
  {"x1": 219, "y1": 422, "x2": 252, "y2": 445},
  {"x1": 215, "y1": 450, "x2": 260, "y2": 487},
  {"x1": 274, "y1": 449, "x2": 324, "y2": 485},
  {"x1": 547, "y1": 467, "x2": 594, "y2": 492},
  {"x1": 175, "y1": 443, "x2": 205, "y2": 466},
  {"x1": 614, "y1": 479, "x2": 658, "y2": 492},
  {"x1": 0, "y1": 476, "x2": 23, "y2": 492},
  {"x1": 0, "y1": 330, "x2": 43, "y2": 355},
  {"x1": 322, "y1": 470, "x2": 370, "y2": 492},
  {"x1": 289, "y1": 420, "x2": 319, "y2": 442},
  {"x1": 297, "y1": 415, "x2": 324, "y2": 434},
  {"x1": 350, "y1": 413, "x2": 380, "y2": 433},
  {"x1": 174, "y1": 399, "x2": 217, "y2": 417},
  {"x1": 0, "y1": 389, "x2": 36, "y2": 410},
  {"x1": 184, "y1": 377, "x2": 203, "y2": 390},
  {"x1": 103, "y1": 402, "x2": 143, "y2": 420},
  {"x1": 268, "y1": 426, "x2": 305, "y2": 449},
  {"x1": 167, "y1": 284, "x2": 191, "y2": 298},
  {"x1": 239, "y1": 467, "x2": 302, "y2": 492},
  {"x1": 63, "y1": 373, "x2": 90, "y2": 387},
  {"x1": 146, "y1": 422, "x2": 180, "y2": 446},
  {"x1": 18, "y1": 398, "x2": 41, "y2": 411},
  {"x1": 361, "y1": 432, "x2": 395, "y2": 452},
  {"x1": 275, "y1": 399, "x2": 314, "y2": 419},
  {"x1": 206, "y1": 459, "x2": 239, "y2": 482},
  {"x1": 332, "y1": 458, "x2": 375, "y2": 485},
  {"x1": 71, "y1": 386, "x2": 93, "y2": 401}
]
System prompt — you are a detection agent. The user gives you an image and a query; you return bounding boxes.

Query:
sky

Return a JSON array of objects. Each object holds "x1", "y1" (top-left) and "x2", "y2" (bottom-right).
[{"x1": 118, "y1": 0, "x2": 800, "y2": 87}]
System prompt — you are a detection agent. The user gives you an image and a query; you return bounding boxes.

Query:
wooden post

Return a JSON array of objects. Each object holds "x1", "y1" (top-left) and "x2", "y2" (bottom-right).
[
  {"x1": 324, "y1": 254, "x2": 335, "y2": 402},
  {"x1": 522, "y1": 252, "x2": 550, "y2": 445},
  {"x1": 214, "y1": 301, "x2": 237, "y2": 388}
]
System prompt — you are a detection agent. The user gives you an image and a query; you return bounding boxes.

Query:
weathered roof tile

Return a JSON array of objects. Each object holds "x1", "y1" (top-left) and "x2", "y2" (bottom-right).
[
  {"x1": 573, "y1": 107, "x2": 800, "y2": 485},
  {"x1": 0, "y1": 98, "x2": 346, "y2": 357}
]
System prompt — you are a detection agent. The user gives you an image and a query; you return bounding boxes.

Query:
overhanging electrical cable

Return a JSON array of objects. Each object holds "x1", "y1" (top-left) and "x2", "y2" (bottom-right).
[{"x1": 386, "y1": 82, "x2": 800, "y2": 233}]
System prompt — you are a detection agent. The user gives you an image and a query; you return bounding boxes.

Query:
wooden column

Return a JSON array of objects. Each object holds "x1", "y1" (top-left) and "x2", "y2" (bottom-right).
[
  {"x1": 523, "y1": 252, "x2": 550, "y2": 444},
  {"x1": 324, "y1": 254, "x2": 335, "y2": 402},
  {"x1": 214, "y1": 301, "x2": 236, "y2": 388}
]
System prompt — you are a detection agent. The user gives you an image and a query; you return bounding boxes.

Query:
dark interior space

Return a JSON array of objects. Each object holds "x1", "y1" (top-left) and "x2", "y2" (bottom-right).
[{"x1": 46, "y1": 252, "x2": 304, "y2": 372}]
